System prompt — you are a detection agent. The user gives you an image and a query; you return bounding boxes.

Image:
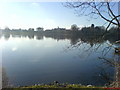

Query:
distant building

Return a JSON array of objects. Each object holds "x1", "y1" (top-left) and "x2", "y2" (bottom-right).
[{"x1": 36, "y1": 27, "x2": 44, "y2": 31}]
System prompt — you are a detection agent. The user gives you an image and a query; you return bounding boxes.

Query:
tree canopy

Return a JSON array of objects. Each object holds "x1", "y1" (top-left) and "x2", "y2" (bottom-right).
[{"x1": 71, "y1": 24, "x2": 79, "y2": 31}]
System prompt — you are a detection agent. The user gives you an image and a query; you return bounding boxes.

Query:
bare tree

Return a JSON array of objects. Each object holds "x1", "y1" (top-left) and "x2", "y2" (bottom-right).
[
  {"x1": 71, "y1": 24, "x2": 79, "y2": 31},
  {"x1": 64, "y1": 1, "x2": 120, "y2": 87},
  {"x1": 66, "y1": 0, "x2": 120, "y2": 31}
]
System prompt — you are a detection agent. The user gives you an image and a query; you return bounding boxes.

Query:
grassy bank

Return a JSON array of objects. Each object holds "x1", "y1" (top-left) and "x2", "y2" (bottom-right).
[{"x1": 2, "y1": 83, "x2": 107, "y2": 90}]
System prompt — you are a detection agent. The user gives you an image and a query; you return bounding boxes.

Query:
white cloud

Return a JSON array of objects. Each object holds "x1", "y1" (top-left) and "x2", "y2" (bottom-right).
[
  {"x1": 12, "y1": 47, "x2": 17, "y2": 51},
  {"x1": 31, "y1": 2, "x2": 40, "y2": 7}
]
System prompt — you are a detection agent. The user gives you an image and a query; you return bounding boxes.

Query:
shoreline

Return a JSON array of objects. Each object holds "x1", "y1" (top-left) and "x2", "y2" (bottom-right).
[{"x1": 2, "y1": 81, "x2": 108, "y2": 89}]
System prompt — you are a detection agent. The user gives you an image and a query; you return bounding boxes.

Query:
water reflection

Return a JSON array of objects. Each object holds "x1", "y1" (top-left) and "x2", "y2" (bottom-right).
[
  {"x1": 1, "y1": 29, "x2": 120, "y2": 87},
  {"x1": 2, "y1": 67, "x2": 9, "y2": 88},
  {"x1": 1, "y1": 31, "x2": 118, "y2": 45},
  {"x1": 96, "y1": 44, "x2": 120, "y2": 87}
]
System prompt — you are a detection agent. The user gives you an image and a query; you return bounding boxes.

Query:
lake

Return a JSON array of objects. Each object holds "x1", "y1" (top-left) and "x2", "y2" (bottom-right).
[{"x1": 1, "y1": 34, "x2": 117, "y2": 87}]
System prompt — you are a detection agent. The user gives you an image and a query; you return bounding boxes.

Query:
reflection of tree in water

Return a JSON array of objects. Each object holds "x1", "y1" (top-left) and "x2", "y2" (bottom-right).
[
  {"x1": 11, "y1": 34, "x2": 21, "y2": 38},
  {"x1": 28, "y1": 34, "x2": 34, "y2": 39},
  {"x1": 92, "y1": 64, "x2": 114, "y2": 86},
  {"x1": 64, "y1": 1, "x2": 120, "y2": 86},
  {"x1": 98, "y1": 51, "x2": 120, "y2": 87},
  {"x1": 36, "y1": 35, "x2": 43, "y2": 40},
  {"x1": 65, "y1": 32, "x2": 120, "y2": 87},
  {"x1": 3, "y1": 33, "x2": 10, "y2": 40},
  {"x1": 112, "y1": 54, "x2": 120, "y2": 87},
  {"x1": 65, "y1": 35, "x2": 107, "y2": 58},
  {"x1": 1, "y1": 27, "x2": 120, "y2": 87},
  {"x1": 69, "y1": 36, "x2": 79, "y2": 45}
]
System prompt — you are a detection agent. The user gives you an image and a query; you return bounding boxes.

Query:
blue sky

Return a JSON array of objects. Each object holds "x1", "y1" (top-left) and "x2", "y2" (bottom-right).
[{"x1": 0, "y1": 2, "x2": 118, "y2": 30}]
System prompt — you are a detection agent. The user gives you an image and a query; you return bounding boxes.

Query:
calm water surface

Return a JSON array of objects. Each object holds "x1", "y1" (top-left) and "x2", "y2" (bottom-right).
[{"x1": 1, "y1": 35, "x2": 115, "y2": 86}]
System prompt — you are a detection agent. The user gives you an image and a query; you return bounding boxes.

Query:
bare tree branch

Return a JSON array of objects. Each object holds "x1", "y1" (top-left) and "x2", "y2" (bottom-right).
[
  {"x1": 107, "y1": 2, "x2": 120, "y2": 27},
  {"x1": 65, "y1": 1, "x2": 120, "y2": 28}
]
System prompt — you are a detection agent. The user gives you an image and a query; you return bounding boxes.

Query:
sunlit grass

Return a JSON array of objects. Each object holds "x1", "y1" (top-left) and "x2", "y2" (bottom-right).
[{"x1": 2, "y1": 84, "x2": 106, "y2": 90}]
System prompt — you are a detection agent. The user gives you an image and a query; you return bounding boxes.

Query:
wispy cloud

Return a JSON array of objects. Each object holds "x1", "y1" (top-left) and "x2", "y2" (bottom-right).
[
  {"x1": 12, "y1": 47, "x2": 17, "y2": 51},
  {"x1": 31, "y1": 2, "x2": 40, "y2": 6}
]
